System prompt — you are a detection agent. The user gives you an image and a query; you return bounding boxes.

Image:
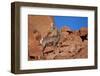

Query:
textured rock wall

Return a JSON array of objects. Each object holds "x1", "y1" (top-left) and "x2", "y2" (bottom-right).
[
  {"x1": 28, "y1": 15, "x2": 88, "y2": 60},
  {"x1": 28, "y1": 15, "x2": 53, "y2": 60}
]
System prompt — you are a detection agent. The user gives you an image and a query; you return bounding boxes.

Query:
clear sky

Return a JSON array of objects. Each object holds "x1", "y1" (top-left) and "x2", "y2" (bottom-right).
[{"x1": 54, "y1": 16, "x2": 88, "y2": 30}]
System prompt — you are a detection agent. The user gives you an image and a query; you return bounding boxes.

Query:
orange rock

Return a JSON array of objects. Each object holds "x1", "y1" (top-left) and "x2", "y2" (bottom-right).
[
  {"x1": 28, "y1": 15, "x2": 88, "y2": 60},
  {"x1": 45, "y1": 52, "x2": 56, "y2": 60},
  {"x1": 61, "y1": 26, "x2": 71, "y2": 32},
  {"x1": 28, "y1": 15, "x2": 53, "y2": 38},
  {"x1": 43, "y1": 46, "x2": 55, "y2": 54},
  {"x1": 73, "y1": 30, "x2": 80, "y2": 36},
  {"x1": 80, "y1": 27, "x2": 88, "y2": 36},
  {"x1": 28, "y1": 38, "x2": 43, "y2": 60},
  {"x1": 73, "y1": 47, "x2": 88, "y2": 58}
]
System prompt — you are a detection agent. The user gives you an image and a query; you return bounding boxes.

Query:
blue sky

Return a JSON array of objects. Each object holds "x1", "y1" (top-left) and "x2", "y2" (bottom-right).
[{"x1": 53, "y1": 16, "x2": 88, "y2": 30}]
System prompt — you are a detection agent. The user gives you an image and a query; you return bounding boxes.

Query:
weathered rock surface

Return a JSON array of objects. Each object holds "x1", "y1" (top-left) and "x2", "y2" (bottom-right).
[
  {"x1": 28, "y1": 16, "x2": 88, "y2": 60},
  {"x1": 42, "y1": 27, "x2": 88, "y2": 60}
]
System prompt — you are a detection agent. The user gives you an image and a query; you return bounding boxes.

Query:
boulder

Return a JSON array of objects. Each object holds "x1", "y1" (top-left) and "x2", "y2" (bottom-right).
[{"x1": 80, "y1": 27, "x2": 88, "y2": 36}]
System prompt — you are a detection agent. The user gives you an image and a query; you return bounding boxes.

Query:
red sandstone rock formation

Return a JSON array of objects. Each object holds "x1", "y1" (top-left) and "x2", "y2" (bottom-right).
[
  {"x1": 28, "y1": 15, "x2": 53, "y2": 38},
  {"x1": 80, "y1": 27, "x2": 88, "y2": 36},
  {"x1": 28, "y1": 31, "x2": 43, "y2": 60},
  {"x1": 28, "y1": 15, "x2": 53, "y2": 60},
  {"x1": 28, "y1": 15, "x2": 88, "y2": 60},
  {"x1": 61, "y1": 26, "x2": 71, "y2": 32}
]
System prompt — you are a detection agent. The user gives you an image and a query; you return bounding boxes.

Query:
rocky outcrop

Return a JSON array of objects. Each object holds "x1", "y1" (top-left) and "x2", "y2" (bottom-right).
[
  {"x1": 42, "y1": 27, "x2": 88, "y2": 60},
  {"x1": 28, "y1": 15, "x2": 53, "y2": 60},
  {"x1": 28, "y1": 15, "x2": 53, "y2": 38},
  {"x1": 28, "y1": 15, "x2": 88, "y2": 60}
]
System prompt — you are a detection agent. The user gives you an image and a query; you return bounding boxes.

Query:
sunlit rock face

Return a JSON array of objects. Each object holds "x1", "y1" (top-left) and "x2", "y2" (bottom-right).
[
  {"x1": 28, "y1": 15, "x2": 88, "y2": 60},
  {"x1": 80, "y1": 27, "x2": 88, "y2": 36},
  {"x1": 43, "y1": 27, "x2": 88, "y2": 60},
  {"x1": 28, "y1": 15, "x2": 54, "y2": 60},
  {"x1": 28, "y1": 15, "x2": 53, "y2": 38}
]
